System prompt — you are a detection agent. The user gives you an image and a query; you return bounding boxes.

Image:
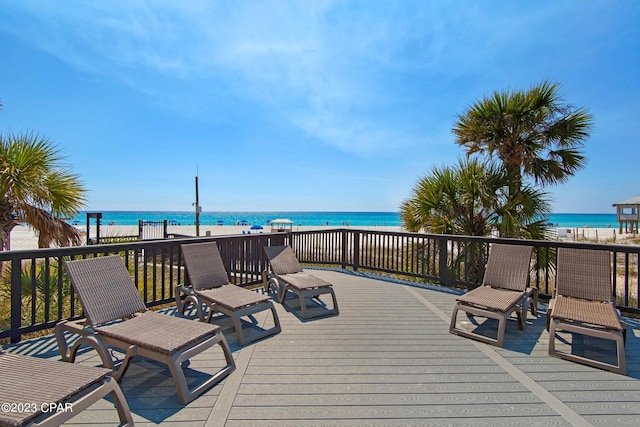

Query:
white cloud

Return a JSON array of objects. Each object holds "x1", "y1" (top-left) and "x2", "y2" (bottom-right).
[
  {"x1": 0, "y1": 0, "x2": 618, "y2": 157},
  {"x1": 2, "y1": 0, "x2": 447, "y2": 154}
]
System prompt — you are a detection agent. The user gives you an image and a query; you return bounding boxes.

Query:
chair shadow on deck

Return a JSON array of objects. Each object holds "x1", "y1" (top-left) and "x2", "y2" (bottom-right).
[
  {"x1": 165, "y1": 304, "x2": 276, "y2": 350},
  {"x1": 551, "y1": 315, "x2": 640, "y2": 379},
  {"x1": 262, "y1": 285, "x2": 336, "y2": 322},
  {"x1": 456, "y1": 305, "x2": 547, "y2": 354}
]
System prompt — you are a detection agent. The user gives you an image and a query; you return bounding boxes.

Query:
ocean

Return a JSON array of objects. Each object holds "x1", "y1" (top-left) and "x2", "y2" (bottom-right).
[{"x1": 70, "y1": 211, "x2": 620, "y2": 229}]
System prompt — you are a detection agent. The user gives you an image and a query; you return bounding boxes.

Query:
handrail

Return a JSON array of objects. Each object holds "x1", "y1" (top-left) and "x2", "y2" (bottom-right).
[{"x1": 1, "y1": 229, "x2": 638, "y2": 343}]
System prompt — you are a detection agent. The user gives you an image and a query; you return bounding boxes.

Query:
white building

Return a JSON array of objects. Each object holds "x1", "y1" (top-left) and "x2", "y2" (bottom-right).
[{"x1": 612, "y1": 194, "x2": 640, "y2": 234}]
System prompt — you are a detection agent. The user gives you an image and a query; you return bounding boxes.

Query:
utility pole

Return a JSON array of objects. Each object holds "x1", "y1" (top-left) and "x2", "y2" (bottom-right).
[{"x1": 194, "y1": 175, "x2": 201, "y2": 236}]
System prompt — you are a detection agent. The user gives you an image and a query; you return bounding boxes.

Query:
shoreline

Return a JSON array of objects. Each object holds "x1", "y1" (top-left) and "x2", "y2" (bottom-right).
[
  {"x1": 7, "y1": 224, "x2": 637, "y2": 251},
  {"x1": 8, "y1": 224, "x2": 406, "y2": 251}
]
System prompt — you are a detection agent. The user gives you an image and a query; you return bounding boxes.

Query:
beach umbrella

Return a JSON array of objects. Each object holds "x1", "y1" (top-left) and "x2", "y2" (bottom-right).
[{"x1": 250, "y1": 225, "x2": 263, "y2": 230}]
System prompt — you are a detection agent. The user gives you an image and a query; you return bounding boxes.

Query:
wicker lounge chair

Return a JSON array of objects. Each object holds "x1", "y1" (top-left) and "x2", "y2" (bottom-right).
[
  {"x1": 449, "y1": 244, "x2": 533, "y2": 347},
  {"x1": 0, "y1": 351, "x2": 134, "y2": 426},
  {"x1": 177, "y1": 242, "x2": 281, "y2": 346},
  {"x1": 263, "y1": 245, "x2": 339, "y2": 319},
  {"x1": 548, "y1": 248, "x2": 626, "y2": 375},
  {"x1": 55, "y1": 255, "x2": 235, "y2": 405}
]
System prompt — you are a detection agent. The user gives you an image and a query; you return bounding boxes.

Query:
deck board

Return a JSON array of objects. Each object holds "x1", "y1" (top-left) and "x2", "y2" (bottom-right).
[{"x1": 2, "y1": 268, "x2": 639, "y2": 426}]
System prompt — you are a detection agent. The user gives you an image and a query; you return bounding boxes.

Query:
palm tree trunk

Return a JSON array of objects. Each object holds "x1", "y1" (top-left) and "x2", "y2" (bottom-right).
[{"x1": 0, "y1": 200, "x2": 19, "y2": 251}]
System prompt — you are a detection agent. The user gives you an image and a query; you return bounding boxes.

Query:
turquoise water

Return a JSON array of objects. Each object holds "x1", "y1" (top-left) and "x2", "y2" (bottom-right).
[
  {"x1": 546, "y1": 213, "x2": 618, "y2": 228},
  {"x1": 70, "y1": 211, "x2": 619, "y2": 229}
]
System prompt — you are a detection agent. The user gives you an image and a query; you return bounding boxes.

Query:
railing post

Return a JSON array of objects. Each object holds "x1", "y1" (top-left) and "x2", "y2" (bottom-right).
[
  {"x1": 10, "y1": 257, "x2": 22, "y2": 343},
  {"x1": 353, "y1": 231, "x2": 360, "y2": 271},
  {"x1": 341, "y1": 230, "x2": 348, "y2": 269},
  {"x1": 438, "y1": 238, "x2": 448, "y2": 287}
]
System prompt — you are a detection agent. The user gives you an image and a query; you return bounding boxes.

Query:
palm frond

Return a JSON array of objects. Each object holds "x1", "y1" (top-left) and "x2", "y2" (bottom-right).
[{"x1": 0, "y1": 132, "x2": 86, "y2": 250}]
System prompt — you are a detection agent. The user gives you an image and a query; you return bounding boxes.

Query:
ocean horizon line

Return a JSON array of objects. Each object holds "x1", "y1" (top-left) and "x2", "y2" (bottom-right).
[{"x1": 70, "y1": 211, "x2": 620, "y2": 229}]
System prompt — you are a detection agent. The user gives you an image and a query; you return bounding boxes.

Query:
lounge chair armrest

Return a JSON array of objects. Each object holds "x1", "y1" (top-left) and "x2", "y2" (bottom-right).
[
  {"x1": 55, "y1": 320, "x2": 114, "y2": 371},
  {"x1": 175, "y1": 284, "x2": 196, "y2": 312},
  {"x1": 176, "y1": 284, "x2": 195, "y2": 295}
]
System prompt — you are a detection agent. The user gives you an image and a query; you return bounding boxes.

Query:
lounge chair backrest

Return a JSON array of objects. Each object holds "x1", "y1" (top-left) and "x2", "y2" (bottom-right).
[
  {"x1": 181, "y1": 242, "x2": 230, "y2": 290},
  {"x1": 64, "y1": 255, "x2": 148, "y2": 326},
  {"x1": 482, "y1": 244, "x2": 532, "y2": 292},
  {"x1": 264, "y1": 245, "x2": 303, "y2": 275},
  {"x1": 556, "y1": 248, "x2": 613, "y2": 302}
]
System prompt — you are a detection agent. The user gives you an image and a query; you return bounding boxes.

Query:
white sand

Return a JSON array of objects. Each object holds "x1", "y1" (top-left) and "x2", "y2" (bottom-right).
[
  {"x1": 553, "y1": 226, "x2": 635, "y2": 242},
  {"x1": 8, "y1": 223, "x2": 637, "y2": 251},
  {"x1": 8, "y1": 224, "x2": 405, "y2": 251}
]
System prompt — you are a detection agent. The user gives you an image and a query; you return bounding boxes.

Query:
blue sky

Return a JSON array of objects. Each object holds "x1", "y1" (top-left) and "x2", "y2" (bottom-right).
[{"x1": 0, "y1": 1, "x2": 638, "y2": 213}]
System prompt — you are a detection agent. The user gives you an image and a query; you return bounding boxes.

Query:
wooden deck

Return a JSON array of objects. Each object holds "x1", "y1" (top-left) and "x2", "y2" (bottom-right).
[{"x1": 3, "y1": 269, "x2": 640, "y2": 426}]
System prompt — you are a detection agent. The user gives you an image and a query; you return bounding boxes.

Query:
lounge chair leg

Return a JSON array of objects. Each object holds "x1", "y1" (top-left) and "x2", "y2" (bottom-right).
[
  {"x1": 69, "y1": 336, "x2": 116, "y2": 371},
  {"x1": 106, "y1": 376, "x2": 135, "y2": 426},
  {"x1": 517, "y1": 297, "x2": 526, "y2": 330},
  {"x1": 330, "y1": 289, "x2": 339, "y2": 315},
  {"x1": 262, "y1": 270, "x2": 269, "y2": 293},
  {"x1": 527, "y1": 287, "x2": 539, "y2": 316},
  {"x1": 549, "y1": 318, "x2": 626, "y2": 375},
  {"x1": 55, "y1": 321, "x2": 73, "y2": 362},
  {"x1": 496, "y1": 316, "x2": 506, "y2": 348},
  {"x1": 270, "y1": 301, "x2": 282, "y2": 334},
  {"x1": 449, "y1": 302, "x2": 511, "y2": 348},
  {"x1": 292, "y1": 287, "x2": 338, "y2": 319},
  {"x1": 449, "y1": 304, "x2": 461, "y2": 334},
  {"x1": 169, "y1": 332, "x2": 236, "y2": 404},
  {"x1": 548, "y1": 319, "x2": 558, "y2": 355},
  {"x1": 546, "y1": 299, "x2": 555, "y2": 332},
  {"x1": 111, "y1": 345, "x2": 139, "y2": 381},
  {"x1": 29, "y1": 374, "x2": 135, "y2": 427},
  {"x1": 617, "y1": 334, "x2": 626, "y2": 374},
  {"x1": 204, "y1": 303, "x2": 218, "y2": 323},
  {"x1": 175, "y1": 285, "x2": 184, "y2": 312},
  {"x1": 266, "y1": 277, "x2": 283, "y2": 301},
  {"x1": 180, "y1": 294, "x2": 205, "y2": 320},
  {"x1": 59, "y1": 331, "x2": 143, "y2": 392},
  {"x1": 231, "y1": 313, "x2": 246, "y2": 346},
  {"x1": 279, "y1": 283, "x2": 289, "y2": 304},
  {"x1": 298, "y1": 292, "x2": 307, "y2": 319},
  {"x1": 230, "y1": 307, "x2": 279, "y2": 346},
  {"x1": 56, "y1": 321, "x2": 116, "y2": 371}
]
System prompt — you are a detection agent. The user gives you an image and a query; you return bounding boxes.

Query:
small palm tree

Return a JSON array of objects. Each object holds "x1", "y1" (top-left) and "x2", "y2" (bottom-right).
[
  {"x1": 453, "y1": 81, "x2": 593, "y2": 196},
  {"x1": 401, "y1": 159, "x2": 549, "y2": 282},
  {"x1": 0, "y1": 132, "x2": 86, "y2": 250},
  {"x1": 400, "y1": 158, "x2": 550, "y2": 239},
  {"x1": 0, "y1": 259, "x2": 71, "y2": 322}
]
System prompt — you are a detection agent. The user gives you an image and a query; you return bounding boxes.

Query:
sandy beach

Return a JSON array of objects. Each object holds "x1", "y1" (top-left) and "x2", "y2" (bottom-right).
[
  {"x1": 7, "y1": 223, "x2": 637, "y2": 251},
  {"x1": 7, "y1": 224, "x2": 406, "y2": 251}
]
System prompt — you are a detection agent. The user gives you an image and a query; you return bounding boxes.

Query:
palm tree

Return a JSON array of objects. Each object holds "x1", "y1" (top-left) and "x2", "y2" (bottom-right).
[
  {"x1": 400, "y1": 158, "x2": 550, "y2": 239},
  {"x1": 0, "y1": 132, "x2": 86, "y2": 250},
  {"x1": 401, "y1": 158, "x2": 549, "y2": 282},
  {"x1": 453, "y1": 81, "x2": 593, "y2": 196}
]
